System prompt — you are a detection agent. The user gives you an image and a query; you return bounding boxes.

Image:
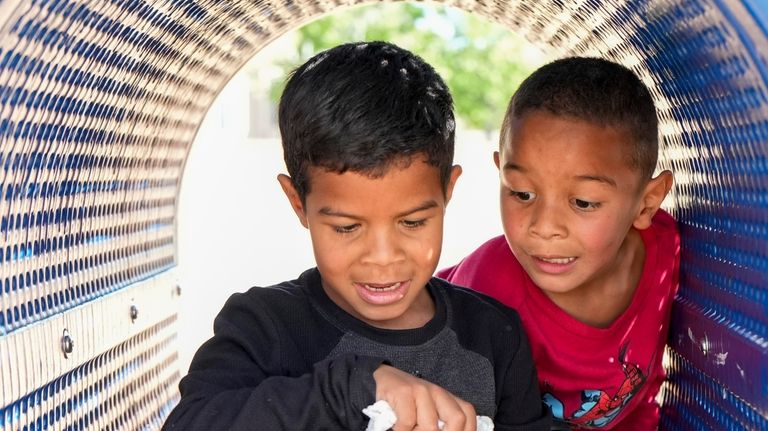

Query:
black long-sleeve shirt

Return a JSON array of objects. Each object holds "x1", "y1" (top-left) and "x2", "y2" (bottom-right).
[{"x1": 163, "y1": 268, "x2": 551, "y2": 430}]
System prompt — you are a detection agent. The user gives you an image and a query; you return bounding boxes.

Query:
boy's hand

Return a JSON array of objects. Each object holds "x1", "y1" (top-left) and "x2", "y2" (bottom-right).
[{"x1": 373, "y1": 364, "x2": 477, "y2": 431}]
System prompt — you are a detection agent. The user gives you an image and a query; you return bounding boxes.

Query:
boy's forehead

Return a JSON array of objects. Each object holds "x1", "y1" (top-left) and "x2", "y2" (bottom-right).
[
  {"x1": 301, "y1": 158, "x2": 448, "y2": 218},
  {"x1": 506, "y1": 112, "x2": 634, "y2": 153},
  {"x1": 502, "y1": 111, "x2": 642, "y2": 175}
]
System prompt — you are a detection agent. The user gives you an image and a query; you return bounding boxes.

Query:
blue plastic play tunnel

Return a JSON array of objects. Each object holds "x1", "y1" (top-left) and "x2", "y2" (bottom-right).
[{"x1": 0, "y1": 0, "x2": 766, "y2": 429}]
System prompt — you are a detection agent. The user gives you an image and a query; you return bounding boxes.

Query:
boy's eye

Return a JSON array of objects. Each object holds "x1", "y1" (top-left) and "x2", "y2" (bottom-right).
[
  {"x1": 572, "y1": 198, "x2": 600, "y2": 210},
  {"x1": 509, "y1": 190, "x2": 536, "y2": 202},
  {"x1": 334, "y1": 224, "x2": 359, "y2": 234},
  {"x1": 401, "y1": 219, "x2": 427, "y2": 229}
]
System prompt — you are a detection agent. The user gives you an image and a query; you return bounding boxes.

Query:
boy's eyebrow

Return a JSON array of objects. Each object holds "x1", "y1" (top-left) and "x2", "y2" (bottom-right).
[
  {"x1": 318, "y1": 207, "x2": 357, "y2": 218},
  {"x1": 502, "y1": 162, "x2": 525, "y2": 172},
  {"x1": 396, "y1": 200, "x2": 439, "y2": 218},
  {"x1": 503, "y1": 163, "x2": 617, "y2": 187},
  {"x1": 574, "y1": 174, "x2": 617, "y2": 187},
  {"x1": 318, "y1": 200, "x2": 439, "y2": 219}
]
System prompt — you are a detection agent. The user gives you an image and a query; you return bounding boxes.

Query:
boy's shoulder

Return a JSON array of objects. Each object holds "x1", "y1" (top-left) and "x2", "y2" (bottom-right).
[
  {"x1": 463, "y1": 234, "x2": 512, "y2": 263},
  {"x1": 438, "y1": 235, "x2": 517, "y2": 280},
  {"x1": 238, "y1": 276, "x2": 305, "y2": 301},
  {"x1": 431, "y1": 276, "x2": 523, "y2": 326},
  {"x1": 644, "y1": 209, "x2": 681, "y2": 265},
  {"x1": 437, "y1": 236, "x2": 528, "y2": 308},
  {"x1": 221, "y1": 270, "x2": 316, "y2": 318},
  {"x1": 430, "y1": 277, "x2": 530, "y2": 357},
  {"x1": 650, "y1": 208, "x2": 679, "y2": 234},
  {"x1": 213, "y1": 269, "x2": 342, "y2": 347}
]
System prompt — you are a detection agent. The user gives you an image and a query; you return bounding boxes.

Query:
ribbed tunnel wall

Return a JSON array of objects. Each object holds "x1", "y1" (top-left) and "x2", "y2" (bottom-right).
[{"x1": 0, "y1": 0, "x2": 766, "y2": 429}]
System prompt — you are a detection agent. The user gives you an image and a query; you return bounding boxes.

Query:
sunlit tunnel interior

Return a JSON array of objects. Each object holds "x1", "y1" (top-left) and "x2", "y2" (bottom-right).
[{"x1": 0, "y1": 0, "x2": 766, "y2": 430}]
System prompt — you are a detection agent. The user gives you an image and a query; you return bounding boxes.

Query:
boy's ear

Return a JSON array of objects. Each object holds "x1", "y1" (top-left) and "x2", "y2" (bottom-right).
[
  {"x1": 633, "y1": 170, "x2": 673, "y2": 230},
  {"x1": 444, "y1": 165, "x2": 463, "y2": 205},
  {"x1": 277, "y1": 174, "x2": 309, "y2": 228},
  {"x1": 493, "y1": 151, "x2": 500, "y2": 169}
]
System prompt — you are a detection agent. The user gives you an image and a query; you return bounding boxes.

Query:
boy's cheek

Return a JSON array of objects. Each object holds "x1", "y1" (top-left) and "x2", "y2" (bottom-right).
[{"x1": 499, "y1": 204, "x2": 525, "y2": 230}]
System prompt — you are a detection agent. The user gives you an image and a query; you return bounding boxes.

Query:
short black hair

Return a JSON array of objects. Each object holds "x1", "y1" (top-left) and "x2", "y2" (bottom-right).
[
  {"x1": 279, "y1": 41, "x2": 455, "y2": 202},
  {"x1": 501, "y1": 57, "x2": 659, "y2": 179}
]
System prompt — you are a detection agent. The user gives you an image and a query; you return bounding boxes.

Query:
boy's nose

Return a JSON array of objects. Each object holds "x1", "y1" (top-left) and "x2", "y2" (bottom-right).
[
  {"x1": 529, "y1": 202, "x2": 567, "y2": 239},
  {"x1": 361, "y1": 229, "x2": 405, "y2": 266}
]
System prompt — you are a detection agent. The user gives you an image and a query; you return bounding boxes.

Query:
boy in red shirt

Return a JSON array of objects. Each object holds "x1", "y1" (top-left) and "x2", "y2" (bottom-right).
[{"x1": 439, "y1": 57, "x2": 679, "y2": 430}]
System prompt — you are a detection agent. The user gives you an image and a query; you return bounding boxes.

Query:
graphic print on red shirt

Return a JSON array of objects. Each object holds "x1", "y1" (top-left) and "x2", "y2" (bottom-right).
[{"x1": 541, "y1": 342, "x2": 654, "y2": 428}]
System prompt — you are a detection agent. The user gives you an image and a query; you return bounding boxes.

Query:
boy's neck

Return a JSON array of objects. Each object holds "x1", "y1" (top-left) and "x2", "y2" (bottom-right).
[{"x1": 543, "y1": 228, "x2": 646, "y2": 328}]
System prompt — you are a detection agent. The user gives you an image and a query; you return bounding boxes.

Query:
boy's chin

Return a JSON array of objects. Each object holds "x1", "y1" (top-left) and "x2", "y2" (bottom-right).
[
  {"x1": 355, "y1": 297, "x2": 435, "y2": 330},
  {"x1": 527, "y1": 273, "x2": 581, "y2": 296},
  {"x1": 357, "y1": 311, "x2": 419, "y2": 330},
  {"x1": 537, "y1": 283, "x2": 580, "y2": 297}
]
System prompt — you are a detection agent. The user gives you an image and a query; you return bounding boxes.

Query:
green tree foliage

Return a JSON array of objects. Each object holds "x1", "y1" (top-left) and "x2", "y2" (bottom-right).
[{"x1": 269, "y1": 3, "x2": 548, "y2": 131}]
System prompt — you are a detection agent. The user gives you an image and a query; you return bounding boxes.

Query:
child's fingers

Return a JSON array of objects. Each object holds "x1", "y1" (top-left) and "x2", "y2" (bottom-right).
[
  {"x1": 390, "y1": 394, "x2": 418, "y2": 431},
  {"x1": 375, "y1": 365, "x2": 421, "y2": 430},
  {"x1": 373, "y1": 365, "x2": 477, "y2": 431},
  {"x1": 431, "y1": 388, "x2": 474, "y2": 431},
  {"x1": 412, "y1": 385, "x2": 440, "y2": 431},
  {"x1": 455, "y1": 398, "x2": 477, "y2": 431}
]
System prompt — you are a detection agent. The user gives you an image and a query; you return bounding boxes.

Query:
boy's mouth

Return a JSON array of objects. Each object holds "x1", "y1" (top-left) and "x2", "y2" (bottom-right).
[
  {"x1": 537, "y1": 256, "x2": 576, "y2": 264},
  {"x1": 531, "y1": 255, "x2": 577, "y2": 274},
  {"x1": 356, "y1": 281, "x2": 409, "y2": 305},
  {"x1": 362, "y1": 282, "x2": 402, "y2": 291}
]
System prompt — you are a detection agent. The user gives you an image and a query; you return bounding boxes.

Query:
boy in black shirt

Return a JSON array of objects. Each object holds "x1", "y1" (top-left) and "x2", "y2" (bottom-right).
[{"x1": 163, "y1": 42, "x2": 550, "y2": 431}]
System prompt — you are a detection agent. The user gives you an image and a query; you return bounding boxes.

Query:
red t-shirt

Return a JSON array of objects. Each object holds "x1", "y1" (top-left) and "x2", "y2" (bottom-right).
[{"x1": 439, "y1": 210, "x2": 679, "y2": 430}]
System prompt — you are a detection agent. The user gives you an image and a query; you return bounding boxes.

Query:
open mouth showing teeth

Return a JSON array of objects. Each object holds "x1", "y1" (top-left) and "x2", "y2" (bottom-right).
[
  {"x1": 538, "y1": 257, "x2": 576, "y2": 264},
  {"x1": 362, "y1": 282, "x2": 402, "y2": 291}
]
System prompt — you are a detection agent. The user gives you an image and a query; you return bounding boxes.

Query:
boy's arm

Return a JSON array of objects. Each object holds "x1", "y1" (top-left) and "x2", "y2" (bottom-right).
[
  {"x1": 162, "y1": 293, "x2": 383, "y2": 431},
  {"x1": 164, "y1": 354, "x2": 383, "y2": 430},
  {"x1": 494, "y1": 313, "x2": 552, "y2": 431}
]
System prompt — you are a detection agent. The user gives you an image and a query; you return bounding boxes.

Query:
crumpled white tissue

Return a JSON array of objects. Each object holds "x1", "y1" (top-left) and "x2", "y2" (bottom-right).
[{"x1": 363, "y1": 399, "x2": 494, "y2": 431}]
